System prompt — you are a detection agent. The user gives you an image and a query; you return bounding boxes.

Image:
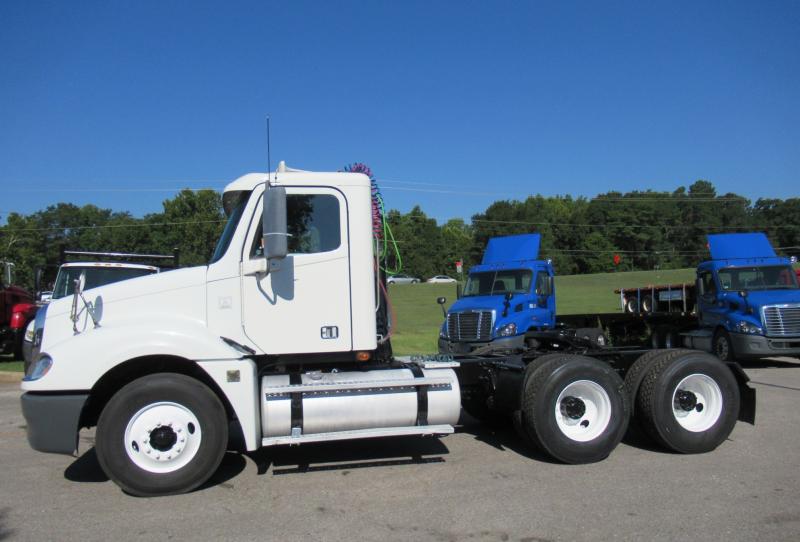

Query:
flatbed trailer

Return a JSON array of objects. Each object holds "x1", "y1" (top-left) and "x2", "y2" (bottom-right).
[
  {"x1": 615, "y1": 282, "x2": 696, "y2": 314},
  {"x1": 557, "y1": 311, "x2": 698, "y2": 349}
]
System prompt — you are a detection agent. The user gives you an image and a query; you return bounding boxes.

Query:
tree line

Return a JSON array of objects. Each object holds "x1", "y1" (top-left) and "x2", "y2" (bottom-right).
[{"x1": 2, "y1": 180, "x2": 799, "y2": 290}]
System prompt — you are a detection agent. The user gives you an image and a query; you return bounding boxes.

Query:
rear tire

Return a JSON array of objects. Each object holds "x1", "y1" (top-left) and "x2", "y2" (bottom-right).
[
  {"x1": 519, "y1": 355, "x2": 629, "y2": 463},
  {"x1": 636, "y1": 351, "x2": 739, "y2": 454},
  {"x1": 650, "y1": 326, "x2": 681, "y2": 349},
  {"x1": 95, "y1": 373, "x2": 228, "y2": 497},
  {"x1": 624, "y1": 349, "x2": 691, "y2": 422}
]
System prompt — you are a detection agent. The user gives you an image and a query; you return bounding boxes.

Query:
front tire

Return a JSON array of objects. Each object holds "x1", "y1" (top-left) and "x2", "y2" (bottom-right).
[
  {"x1": 519, "y1": 355, "x2": 629, "y2": 464},
  {"x1": 713, "y1": 329, "x2": 735, "y2": 361},
  {"x1": 95, "y1": 373, "x2": 228, "y2": 497},
  {"x1": 636, "y1": 351, "x2": 739, "y2": 454}
]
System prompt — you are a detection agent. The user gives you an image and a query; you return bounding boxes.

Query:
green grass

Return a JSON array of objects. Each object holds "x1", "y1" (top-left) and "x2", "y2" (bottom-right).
[
  {"x1": 387, "y1": 283, "x2": 459, "y2": 355},
  {"x1": 0, "y1": 359, "x2": 24, "y2": 372},
  {"x1": 388, "y1": 268, "x2": 696, "y2": 355}
]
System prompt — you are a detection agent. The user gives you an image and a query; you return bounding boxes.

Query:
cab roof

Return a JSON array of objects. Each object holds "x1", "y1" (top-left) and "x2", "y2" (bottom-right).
[
  {"x1": 707, "y1": 233, "x2": 776, "y2": 260},
  {"x1": 224, "y1": 162, "x2": 371, "y2": 194},
  {"x1": 482, "y1": 233, "x2": 541, "y2": 264}
]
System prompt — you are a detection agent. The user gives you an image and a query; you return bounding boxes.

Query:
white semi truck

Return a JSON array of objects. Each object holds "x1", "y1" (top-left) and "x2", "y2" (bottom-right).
[{"x1": 21, "y1": 163, "x2": 755, "y2": 496}]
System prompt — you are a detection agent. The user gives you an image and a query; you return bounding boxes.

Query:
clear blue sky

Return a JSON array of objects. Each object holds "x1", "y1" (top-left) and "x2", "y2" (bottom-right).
[{"x1": 1, "y1": 1, "x2": 798, "y2": 223}]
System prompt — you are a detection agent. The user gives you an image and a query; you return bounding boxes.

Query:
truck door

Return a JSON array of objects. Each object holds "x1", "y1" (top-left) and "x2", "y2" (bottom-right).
[
  {"x1": 697, "y1": 270, "x2": 724, "y2": 328},
  {"x1": 241, "y1": 187, "x2": 352, "y2": 354}
]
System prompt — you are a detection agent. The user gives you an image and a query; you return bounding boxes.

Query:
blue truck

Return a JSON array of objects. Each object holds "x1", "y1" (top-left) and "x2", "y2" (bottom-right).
[
  {"x1": 438, "y1": 233, "x2": 560, "y2": 354},
  {"x1": 439, "y1": 231, "x2": 799, "y2": 363},
  {"x1": 437, "y1": 232, "x2": 762, "y2": 463}
]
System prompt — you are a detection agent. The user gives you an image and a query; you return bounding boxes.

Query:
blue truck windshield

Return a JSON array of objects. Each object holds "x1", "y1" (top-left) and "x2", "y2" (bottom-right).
[
  {"x1": 717, "y1": 265, "x2": 799, "y2": 291},
  {"x1": 463, "y1": 269, "x2": 533, "y2": 297}
]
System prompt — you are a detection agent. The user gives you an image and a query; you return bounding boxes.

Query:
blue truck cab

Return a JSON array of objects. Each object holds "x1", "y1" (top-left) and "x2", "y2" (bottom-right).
[
  {"x1": 438, "y1": 234, "x2": 556, "y2": 354},
  {"x1": 686, "y1": 232, "x2": 800, "y2": 360}
]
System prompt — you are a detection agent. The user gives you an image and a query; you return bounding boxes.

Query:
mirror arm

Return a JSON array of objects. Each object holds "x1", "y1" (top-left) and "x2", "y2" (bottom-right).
[{"x1": 242, "y1": 258, "x2": 268, "y2": 277}]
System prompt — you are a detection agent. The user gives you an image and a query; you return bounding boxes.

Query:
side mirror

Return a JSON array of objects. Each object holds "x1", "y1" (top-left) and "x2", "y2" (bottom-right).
[
  {"x1": 696, "y1": 278, "x2": 704, "y2": 296},
  {"x1": 456, "y1": 283, "x2": 463, "y2": 299},
  {"x1": 436, "y1": 296, "x2": 447, "y2": 318},
  {"x1": 548, "y1": 276, "x2": 554, "y2": 296},
  {"x1": 263, "y1": 186, "x2": 288, "y2": 262},
  {"x1": 34, "y1": 267, "x2": 43, "y2": 293},
  {"x1": 77, "y1": 271, "x2": 86, "y2": 294}
]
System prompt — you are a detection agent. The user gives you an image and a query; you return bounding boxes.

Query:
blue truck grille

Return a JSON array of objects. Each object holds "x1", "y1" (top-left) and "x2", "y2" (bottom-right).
[
  {"x1": 763, "y1": 305, "x2": 800, "y2": 337},
  {"x1": 447, "y1": 311, "x2": 493, "y2": 341}
]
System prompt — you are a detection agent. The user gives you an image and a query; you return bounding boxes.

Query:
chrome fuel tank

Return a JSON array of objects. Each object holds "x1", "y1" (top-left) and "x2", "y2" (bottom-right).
[{"x1": 260, "y1": 367, "x2": 460, "y2": 437}]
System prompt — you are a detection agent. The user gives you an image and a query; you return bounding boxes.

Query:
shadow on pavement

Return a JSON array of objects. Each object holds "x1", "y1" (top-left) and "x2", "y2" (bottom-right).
[
  {"x1": 64, "y1": 448, "x2": 247, "y2": 493},
  {"x1": 64, "y1": 448, "x2": 109, "y2": 483},
  {"x1": 248, "y1": 434, "x2": 450, "y2": 476},
  {"x1": 0, "y1": 508, "x2": 13, "y2": 541},
  {"x1": 736, "y1": 358, "x2": 800, "y2": 369},
  {"x1": 455, "y1": 411, "x2": 561, "y2": 464}
]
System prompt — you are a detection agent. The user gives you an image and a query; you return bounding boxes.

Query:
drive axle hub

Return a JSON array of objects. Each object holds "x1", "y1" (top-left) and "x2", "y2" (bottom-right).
[
  {"x1": 560, "y1": 396, "x2": 586, "y2": 420},
  {"x1": 674, "y1": 390, "x2": 702, "y2": 412}
]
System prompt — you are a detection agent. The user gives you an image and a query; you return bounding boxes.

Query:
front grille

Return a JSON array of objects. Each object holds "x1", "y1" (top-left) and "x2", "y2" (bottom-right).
[
  {"x1": 762, "y1": 304, "x2": 800, "y2": 337},
  {"x1": 447, "y1": 311, "x2": 493, "y2": 341}
]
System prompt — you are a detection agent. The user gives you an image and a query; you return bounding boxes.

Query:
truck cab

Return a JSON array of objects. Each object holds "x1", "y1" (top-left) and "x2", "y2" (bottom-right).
[
  {"x1": 686, "y1": 233, "x2": 800, "y2": 360},
  {"x1": 438, "y1": 234, "x2": 555, "y2": 354}
]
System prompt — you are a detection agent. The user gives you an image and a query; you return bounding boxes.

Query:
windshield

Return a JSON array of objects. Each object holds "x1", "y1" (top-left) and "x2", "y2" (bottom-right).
[
  {"x1": 210, "y1": 190, "x2": 250, "y2": 264},
  {"x1": 717, "y1": 265, "x2": 799, "y2": 291},
  {"x1": 52, "y1": 266, "x2": 157, "y2": 299},
  {"x1": 463, "y1": 269, "x2": 533, "y2": 297}
]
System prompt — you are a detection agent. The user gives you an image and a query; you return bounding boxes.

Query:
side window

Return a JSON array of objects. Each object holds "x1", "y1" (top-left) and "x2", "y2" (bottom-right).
[
  {"x1": 700, "y1": 272, "x2": 716, "y2": 296},
  {"x1": 535, "y1": 272, "x2": 550, "y2": 295},
  {"x1": 252, "y1": 194, "x2": 341, "y2": 257}
]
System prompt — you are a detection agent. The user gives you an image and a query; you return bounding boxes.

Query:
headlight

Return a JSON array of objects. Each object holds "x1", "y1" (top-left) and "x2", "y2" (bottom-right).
[
  {"x1": 25, "y1": 354, "x2": 53, "y2": 381},
  {"x1": 498, "y1": 323, "x2": 518, "y2": 337},
  {"x1": 24, "y1": 321, "x2": 35, "y2": 343},
  {"x1": 736, "y1": 321, "x2": 763, "y2": 335}
]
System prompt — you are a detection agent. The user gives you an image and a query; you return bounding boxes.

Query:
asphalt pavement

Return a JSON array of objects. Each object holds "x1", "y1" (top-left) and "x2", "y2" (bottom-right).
[{"x1": 1, "y1": 359, "x2": 799, "y2": 541}]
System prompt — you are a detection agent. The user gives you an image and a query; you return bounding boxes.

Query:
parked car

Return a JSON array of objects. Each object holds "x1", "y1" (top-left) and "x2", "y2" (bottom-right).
[
  {"x1": 386, "y1": 273, "x2": 420, "y2": 285},
  {"x1": 427, "y1": 275, "x2": 457, "y2": 283}
]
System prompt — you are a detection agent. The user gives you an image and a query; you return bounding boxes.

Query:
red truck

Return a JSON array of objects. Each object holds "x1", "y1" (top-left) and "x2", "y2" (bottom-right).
[{"x1": 1, "y1": 261, "x2": 37, "y2": 359}]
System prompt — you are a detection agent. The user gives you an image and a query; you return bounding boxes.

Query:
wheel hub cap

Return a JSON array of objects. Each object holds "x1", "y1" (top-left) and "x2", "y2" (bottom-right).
[
  {"x1": 560, "y1": 396, "x2": 586, "y2": 419},
  {"x1": 149, "y1": 426, "x2": 178, "y2": 451},
  {"x1": 554, "y1": 380, "x2": 612, "y2": 442},
  {"x1": 671, "y1": 374, "x2": 724, "y2": 432},
  {"x1": 674, "y1": 390, "x2": 699, "y2": 412},
  {"x1": 124, "y1": 402, "x2": 202, "y2": 474}
]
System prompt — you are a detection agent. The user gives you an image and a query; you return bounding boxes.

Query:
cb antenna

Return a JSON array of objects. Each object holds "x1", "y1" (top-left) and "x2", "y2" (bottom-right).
[{"x1": 266, "y1": 116, "x2": 272, "y2": 186}]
